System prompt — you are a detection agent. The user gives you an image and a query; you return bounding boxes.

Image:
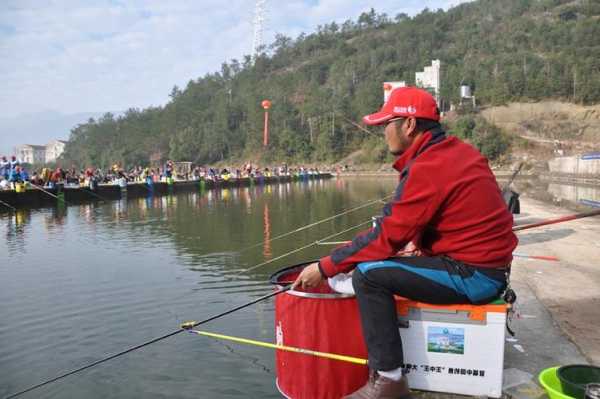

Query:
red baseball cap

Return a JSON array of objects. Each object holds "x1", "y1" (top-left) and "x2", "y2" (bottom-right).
[{"x1": 363, "y1": 86, "x2": 440, "y2": 126}]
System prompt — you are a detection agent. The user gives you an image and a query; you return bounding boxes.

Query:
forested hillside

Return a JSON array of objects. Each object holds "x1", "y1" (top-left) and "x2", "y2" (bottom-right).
[{"x1": 62, "y1": 0, "x2": 600, "y2": 167}]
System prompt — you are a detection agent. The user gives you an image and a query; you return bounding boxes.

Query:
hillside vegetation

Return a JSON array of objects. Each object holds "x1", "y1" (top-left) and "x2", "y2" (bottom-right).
[
  {"x1": 62, "y1": 0, "x2": 600, "y2": 167},
  {"x1": 482, "y1": 101, "x2": 600, "y2": 143}
]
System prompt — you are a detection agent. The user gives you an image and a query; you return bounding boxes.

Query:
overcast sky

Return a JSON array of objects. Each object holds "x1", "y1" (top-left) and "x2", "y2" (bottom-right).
[{"x1": 0, "y1": 0, "x2": 470, "y2": 119}]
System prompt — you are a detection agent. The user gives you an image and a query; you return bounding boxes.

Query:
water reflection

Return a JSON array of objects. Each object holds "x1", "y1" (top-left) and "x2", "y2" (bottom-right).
[
  {"x1": 3, "y1": 178, "x2": 597, "y2": 262},
  {"x1": 514, "y1": 180, "x2": 600, "y2": 211},
  {"x1": 5, "y1": 209, "x2": 31, "y2": 255},
  {"x1": 112, "y1": 197, "x2": 129, "y2": 222},
  {"x1": 263, "y1": 203, "x2": 272, "y2": 259},
  {"x1": 547, "y1": 182, "x2": 600, "y2": 208},
  {"x1": 43, "y1": 206, "x2": 67, "y2": 235}
]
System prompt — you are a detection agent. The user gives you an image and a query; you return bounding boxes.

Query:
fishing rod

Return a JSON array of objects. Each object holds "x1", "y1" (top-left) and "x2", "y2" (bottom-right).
[
  {"x1": 339, "y1": 114, "x2": 379, "y2": 137},
  {"x1": 74, "y1": 185, "x2": 109, "y2": 202},
  {"x1": 316, "y1": 241, "x2": 561, "y2": 262},
  {"x1": 0, "y1": 198, "x2": 16, "y2": 211},
  {"x1": 315, "y1": 207, "x2": 600, "y2": 238},
  {"x1": 512, "y1": 208, "x2": 600, "y2": 232},
  {"x1": 4, "y1": 286, "x2": 290, "y2": 399},
  {"x1": 30, "y1": 184, "x2": 68, "y2": 205},
  {"x1": 238, "y1": 194, "x2": 393, "y2": 254},
  {"x1": 5, "y1": 195, "x2": 387, "y2": 399},
  {"x1": 186, "y1": 329, "x2": 367, "y2": 366},
  {"x1": 502, "y1": 162, "x2": 524, "y2": 191},
  {"x1": 167, "y1": 218, "x2": 377, "y2": 305},
  {"x1": 512, "y1": 253, "x2": 559, "y2": 262},
  {"x1": 19, "y1": 188, "x2": 595, "y2": 397},
  {"x1": 10, "y1": 203, "x2": 593, "y2": 398}
]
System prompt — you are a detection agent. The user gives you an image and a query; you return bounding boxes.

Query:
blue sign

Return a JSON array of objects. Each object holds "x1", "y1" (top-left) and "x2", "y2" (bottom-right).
[
  {"x1": 581, "y1": 153, "x2": 600, "y2": 160},
  {"x1": 579, "y1": 199, "x2": 600, "y2": 208}
]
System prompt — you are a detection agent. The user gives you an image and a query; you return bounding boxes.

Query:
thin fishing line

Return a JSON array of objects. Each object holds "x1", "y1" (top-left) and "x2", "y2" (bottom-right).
[
  {"x1": 238, "y1": 194, "x2": 393, "y2": 254},
  {"x1": 168, "y1": 194, "x2": 391, "y2": 305},
  {"x1": 3, "y1": 287, "x2": 289, "y2": 399},
  {"x1": 243, "y1": 219, "x2": 372, "y2": 272},
  {"x1": 0, "y1": 198, "x2": 16, "y2": 211}
]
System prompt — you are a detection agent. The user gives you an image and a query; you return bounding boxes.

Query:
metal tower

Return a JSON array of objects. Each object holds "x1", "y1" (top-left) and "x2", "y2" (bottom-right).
[{"x1": 252, "y1": 0, "x2": 267, "y2": 58}]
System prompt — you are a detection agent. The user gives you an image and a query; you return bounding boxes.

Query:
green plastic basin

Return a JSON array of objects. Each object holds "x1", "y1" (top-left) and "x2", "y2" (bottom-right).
[{"x1": 539, "y1": 367, "x2": 575, "y2": 399}]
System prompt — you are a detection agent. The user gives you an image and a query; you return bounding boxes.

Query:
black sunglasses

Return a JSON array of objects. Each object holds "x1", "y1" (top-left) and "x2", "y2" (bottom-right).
[{"x1": 385, "y1": 117, "x2": 405, "y2": 127}]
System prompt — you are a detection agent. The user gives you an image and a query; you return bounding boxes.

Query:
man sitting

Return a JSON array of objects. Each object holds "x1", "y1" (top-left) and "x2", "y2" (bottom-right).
[{"x1": 294, "y1": 87, "x2": 517, "y2": 399}]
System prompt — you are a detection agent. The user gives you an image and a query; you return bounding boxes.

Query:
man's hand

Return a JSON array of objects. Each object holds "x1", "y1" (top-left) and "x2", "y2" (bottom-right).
[
  {"x1": 401, "y1": 241, "x2": 422, "y2": 256},
  {"x1": 292, "y1": 262, "x2": 325, "y2": 290}
]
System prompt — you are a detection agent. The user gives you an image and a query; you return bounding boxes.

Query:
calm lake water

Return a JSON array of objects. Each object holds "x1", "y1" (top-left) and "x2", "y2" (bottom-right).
[{"x1": 1, "y1": 177, "x2": 396, "y2": 399}]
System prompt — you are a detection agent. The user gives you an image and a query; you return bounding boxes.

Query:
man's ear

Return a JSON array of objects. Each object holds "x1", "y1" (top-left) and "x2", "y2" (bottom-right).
[{"x1": 406, "y1": 117, "x2": 418, "y2": 136}]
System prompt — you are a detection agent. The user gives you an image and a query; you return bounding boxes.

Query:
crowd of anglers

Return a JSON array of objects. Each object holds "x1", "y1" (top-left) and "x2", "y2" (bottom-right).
[
  {"x1": 0, "y1": 155, "x2": 325, "y2": 191},
  {"x1": 0, "y1": 155, "x2": 28, "y2": 190}
]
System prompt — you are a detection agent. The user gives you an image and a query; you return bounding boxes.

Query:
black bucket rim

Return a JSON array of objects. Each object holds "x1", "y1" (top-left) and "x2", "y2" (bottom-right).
[
  {"x1": 268, "y1": 260, "x2": 355, "y2": 299},
  {"x1": 557, "y1": 364, "x2": 600, "y2": 399},
  {"x1": 268, "y1": 260, "x2": 318, "y2": 286}
]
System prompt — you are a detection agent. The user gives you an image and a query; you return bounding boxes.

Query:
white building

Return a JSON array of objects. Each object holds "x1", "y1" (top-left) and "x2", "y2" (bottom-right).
[
  {"x1": 383, "y1": 81, "x2": 407, "y2": 102},
  {"x1": 14, "y1": 140, "x2": 67, "y2": 165},
  {"x1": 45, "y1": 140, "x2": 67, "y2": 163},
  {"x1": 415, "y1": 59, "x2": 441, "y2": 102},
  {"x1": 15, "y1": 144, "x2": 47, "y2": 165}
]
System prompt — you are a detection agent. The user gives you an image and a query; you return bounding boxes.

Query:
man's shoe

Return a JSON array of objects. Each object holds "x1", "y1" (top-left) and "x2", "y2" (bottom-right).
[{"x1": 343, "y1": 371, "x2": 413, "y2": 399}]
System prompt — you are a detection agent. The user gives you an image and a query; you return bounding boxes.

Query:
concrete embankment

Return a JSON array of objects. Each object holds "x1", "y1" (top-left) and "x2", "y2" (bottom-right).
[
  {"x1": 423, "y1": 195, "x2": 598, "y2": 398},
  {"x1": 547, "y1": 154, "x2": 600, "y2": 176},
  {"x1": 512, "y1": 196, "x2": 600, "y2": 364}
]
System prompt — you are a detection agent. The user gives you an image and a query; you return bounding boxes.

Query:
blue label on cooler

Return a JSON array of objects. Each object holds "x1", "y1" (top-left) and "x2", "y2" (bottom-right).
[{"x1": 427, "y1": 326, "x2": 465, "y2": 354}]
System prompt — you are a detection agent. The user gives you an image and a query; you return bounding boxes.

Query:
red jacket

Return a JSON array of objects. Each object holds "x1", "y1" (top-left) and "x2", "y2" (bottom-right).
[{"x1": 319, "y1": 129, "x2": 518, "y2": 277}]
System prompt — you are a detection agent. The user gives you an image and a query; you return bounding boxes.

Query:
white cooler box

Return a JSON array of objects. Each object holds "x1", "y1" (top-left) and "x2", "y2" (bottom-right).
[{"x1": 395, "y1": 298, "x2": 508, "y2": 398}]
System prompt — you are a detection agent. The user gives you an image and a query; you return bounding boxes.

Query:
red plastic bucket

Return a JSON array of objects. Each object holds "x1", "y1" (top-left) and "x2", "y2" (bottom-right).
[{"x1": 270, "y1": 262, "x2": 368, "y2": 399}]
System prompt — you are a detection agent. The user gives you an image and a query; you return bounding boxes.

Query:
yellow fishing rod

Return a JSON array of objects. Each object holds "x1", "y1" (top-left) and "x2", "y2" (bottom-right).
[
  {"x1": 183, "y1": 327, "x2": 367, "y2": 366},
  {"x1": 4, "y1": 287, "x2": 292, "y2": 399}
]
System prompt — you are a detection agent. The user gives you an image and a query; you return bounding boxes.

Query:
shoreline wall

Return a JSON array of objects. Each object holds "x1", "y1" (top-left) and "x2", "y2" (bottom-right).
[{"x1": 548, "y1": 154, "x2": 600, "y2": 176}]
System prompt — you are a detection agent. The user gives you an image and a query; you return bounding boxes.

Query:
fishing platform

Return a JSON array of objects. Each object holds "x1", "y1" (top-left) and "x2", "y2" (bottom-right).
[{"x1": 0, "y1": 173, "x2": 333, "y2": 210}]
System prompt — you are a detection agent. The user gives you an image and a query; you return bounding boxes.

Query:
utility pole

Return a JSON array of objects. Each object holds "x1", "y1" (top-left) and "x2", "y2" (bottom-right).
[
  {"x1": 573, "y1": 68, "x2": 577, "y2": 101},
  {"x1": 252, "y1": 0, "x2": 267, "y2": 60},
  {"x1": 331, "y1": 111, "x2": 335, "y2": 136}
]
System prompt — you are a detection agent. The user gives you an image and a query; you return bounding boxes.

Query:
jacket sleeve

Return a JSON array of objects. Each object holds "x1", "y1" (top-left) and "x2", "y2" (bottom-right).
[{"x1": 319, "y1": 170, "x2": 440, "y2": 277}]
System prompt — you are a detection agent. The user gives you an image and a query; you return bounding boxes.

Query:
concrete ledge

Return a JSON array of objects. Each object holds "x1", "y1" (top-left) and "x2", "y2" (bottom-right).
[{"x1": 548, "y1": 156, "x2": 600, "y2": 176}]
